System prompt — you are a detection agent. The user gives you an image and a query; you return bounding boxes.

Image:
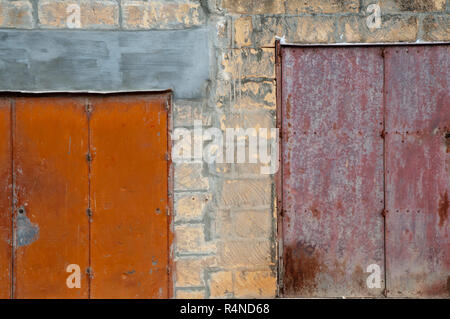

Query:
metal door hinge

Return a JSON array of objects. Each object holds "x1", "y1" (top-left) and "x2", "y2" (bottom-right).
[
  {"x1": 86, "y1": 152, "x2": 92, "y2": 162},
  {"x1": 86, "y1": 267, "x2": 94, "y2": 279},
  {"x1": 86, "y1": 208, "x2": 93, "y2": 217},
  {"x1": 85, "y1": 102, "x2": 93, "y2": 114},
  {"x1": 381, "y1": 209, "x2": 387, "y2": 217}
]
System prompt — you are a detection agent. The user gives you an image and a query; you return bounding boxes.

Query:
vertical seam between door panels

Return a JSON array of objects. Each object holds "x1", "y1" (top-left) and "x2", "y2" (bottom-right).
[
  {"x1": 167, "y1": 93, "x2": 174, "y2": 299},
  {"x1": 167, "y1": 95, "x2": 171, "y2": 298},
  {"x1": 87, "y1": 98, "x2": 92, "y2": 299},
  {"x1": 10, "y1": 98, "x2": 15, "y2": 299},
  {"x1": 382, "y1": 47, "x2": 388, "y2": 297},
  {"x1": 275, "y1": 42, "x2": 284, "y2": 298}
]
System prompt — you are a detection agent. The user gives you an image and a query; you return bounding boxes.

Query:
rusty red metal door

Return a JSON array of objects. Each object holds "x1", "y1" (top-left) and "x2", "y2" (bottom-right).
[
  {"x1": 0, "y1": 93, "x2": 172, "y2": 299},
  {"x1": 384, "y1": 46, "x2": 449, "y2": 297},
  {"x1": 279, "y1": 44, "x2": 449, "y2": 298},
  {"x1": 280, "y1": 46, "x2": 385, "y2": 297}
]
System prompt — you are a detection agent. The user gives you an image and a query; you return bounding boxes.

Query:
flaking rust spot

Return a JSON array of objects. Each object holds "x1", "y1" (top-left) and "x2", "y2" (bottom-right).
[
  {"x1": 310, "y1": 205, "x2": 321, "y2": 219},
  {"x1": 352, "y1": 265, "x2": 365, "y2": 290},
  {"x1": 447, "y1": 276, "x2": 450, "y2": 295},
  {"x1": 286, "y1": 95, "x2": 292, "y2": 120},
  {"x1": 16, "y1": 209, "x2": 39, "y2": 247},
  {"x1": 398, "y1": 0, "x2": 438, "y2": 11},
  {"x1": 284, "y1": 241, "x2": 321, "y2": 295},
  {"x1": 438, "y1": 192, "x2": 448, "y2": 227},
  {"x1": 445, "y1": 132, "x2": 450, "y2": 153}
]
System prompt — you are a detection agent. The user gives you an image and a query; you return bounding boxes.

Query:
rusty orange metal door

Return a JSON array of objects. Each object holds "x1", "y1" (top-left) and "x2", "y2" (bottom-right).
[
  {"x1": 0, "y1": 93, "x2": 171, "y2": 299},
  {"x1": 279, "y1": 44, "x2": 449, "y2": 298},
  {"x1": 13, "y1": 97, "x2": 90, "y2": 298},
  {"x1": 384, "y1": 46, "x2": 449, "y2": 297},
  {"x1": 0, "y1": 98, "x2": 11, "y2": 299},
  {"x1": 89, "y1": 95, "x2": 170, "y2": 298}
]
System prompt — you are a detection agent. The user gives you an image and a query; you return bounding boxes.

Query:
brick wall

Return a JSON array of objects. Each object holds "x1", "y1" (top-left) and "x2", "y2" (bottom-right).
[{"x1": 0, "y1": 0, "x2": 448, "y2": 298}]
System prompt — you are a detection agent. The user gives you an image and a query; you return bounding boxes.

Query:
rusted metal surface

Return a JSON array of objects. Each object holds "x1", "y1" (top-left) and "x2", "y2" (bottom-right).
[
  {"x1": 275, "y1": 40, "x2": 284, "y2": 297},
  {"x1": 280, "y1": 47, "x2": 385, "y2": 297},
  {"x1": 89, "y1": 95, "x2": 170, "y2": 298},
  {"x1": 0, "y1": 98, "x2": 11, "y2": 299},
  {"x1": 384, "y1": 46, "x2": 449, "y2": 297},
  {"x1": 13, "y1": 97, "x2": 90, "y2": 298},
  {"x1": 0, "y1": 93, "x2": 171, "y2": 298}
]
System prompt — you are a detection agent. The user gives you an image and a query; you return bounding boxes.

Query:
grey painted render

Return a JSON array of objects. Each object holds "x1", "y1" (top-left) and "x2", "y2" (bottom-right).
[{"x1": 0, "y1": 29, "x2": 210, "y2": 99}]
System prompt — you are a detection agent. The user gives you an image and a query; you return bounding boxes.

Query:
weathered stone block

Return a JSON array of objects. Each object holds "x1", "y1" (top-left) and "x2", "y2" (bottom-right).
[
  {"x1": 235, "y1": 15, "x2": 337, "y2": 47},
  {"x1": 219, "y1": 111, "x2": 275, "y2": 130},
  {"x1": 216, "y1": 79, "x2": 276, "y2": 110},
  {"x1": 208, "y1": 270, "x2": 234, "y2": 298},
  {"x1": 220, "y1": 179, "x2": 272, "y2": 208},
  {"x1": 174, "y1": 100, "x2": 211, "y2": 127},
  {"x1": 221, "y1": 48, "x2": 275, "y2": 79},
  {"x1": 340, "y1": 15, "x2": 419, "y2": 42},
  {"x1": 175, "y1": 224, "x2": 216, "y2": 254},
  {"x1": 234, "y1": 269, "x2": 276, "y2": 297},
  {"x1": 39, "y1": 0, "x2": 119, "y2": 29},
  {"x1": 422, "y1": 15, "x2": 450, "y2": 41},
  {"x1": 221, "y1": 0, "x2": 284, "y2": 14},
  {"x1": 216, "y1": 210, "x2": 234, "y2": 238},
  {"x1": 288, "y1": 16, "x2": 336, "y2": 43},
  {"x1": 123, "y1": 0, "x2": 205, "y2": 29},
  {"x1": 233, "y1": 16, "x2": 253, "y2": 47},
  {"x1": 232, "y1": 80, "x2": 276, "y2": 110},
  {"x1": 218, "y1": 240, "x2": 273, "y2": 267},
  {"x1": 0, "y1": 0, "x2": 33, "y2": 29},
  {"x1": 234, "y1": 210, "x2": 272, "y2": 238},
  {"x1": 285, "y1": 0, "x2": 359, "y2": 14},
  {"x1": 362, "y1": 0, "x2": 446, "y2": 12},
  {"x1": 217, "y1": 210, "x2": 272, "y2": 239},
  {"x1": 175, "y1": 256, "x2": 217, "y2": 287},
  {"x1": 175, "y1": 163, "x2": 209, "y2": 191},
  {"x1": 175, "y1": 193, "x2": 211, "y2": 221},
  {"x1": 176, "y1": 289, "x2": 206, "y2": 298}
]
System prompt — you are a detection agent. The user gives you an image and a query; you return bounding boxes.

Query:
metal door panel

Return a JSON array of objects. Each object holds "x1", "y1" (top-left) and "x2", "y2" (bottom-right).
[
  {"x1": 13, "y1": 97, "x2": 89, "y2": 298},
  {"x1": 384, "y1": 46, "x2": 449, "y2": 297},
  {"x1": 0, "y1": 99, "x2": 11, "y2": 298},
  {"x1": 281, "y1": 47, "x2": 385, "y2": 297},
  {"x1": 89, "y1": 95, "x2": 170, "y2": 298}
]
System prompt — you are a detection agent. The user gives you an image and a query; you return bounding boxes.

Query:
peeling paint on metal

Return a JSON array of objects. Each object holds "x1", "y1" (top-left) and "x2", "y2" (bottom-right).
[{"x1": 15, "y1": 208, "x2": 39, "y2": 247}]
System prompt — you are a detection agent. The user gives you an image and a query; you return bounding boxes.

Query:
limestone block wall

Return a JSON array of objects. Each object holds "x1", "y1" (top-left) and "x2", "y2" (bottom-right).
[{"x1": 0, "y1": 0, "x2": 448, "y2": 298}]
